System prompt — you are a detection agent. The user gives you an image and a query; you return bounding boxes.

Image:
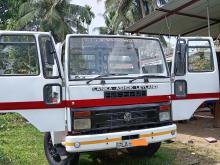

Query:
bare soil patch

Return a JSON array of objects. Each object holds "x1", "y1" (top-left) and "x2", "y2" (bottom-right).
[{"x1": 174, "y1": 110, "x2": 220, "y2": 164}]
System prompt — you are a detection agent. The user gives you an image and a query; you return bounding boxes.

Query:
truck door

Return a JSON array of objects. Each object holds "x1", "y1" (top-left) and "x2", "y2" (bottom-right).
[
  {"x1": 171, "y1": 37, "x2": 219, "y2": 120},
  {"x1": 0, "y1": 31, "x2": 66, "y2": 132}
]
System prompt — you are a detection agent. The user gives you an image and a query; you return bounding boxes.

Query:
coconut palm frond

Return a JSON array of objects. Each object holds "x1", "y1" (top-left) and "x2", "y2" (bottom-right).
[
  {"x1": 42, "y1": 5, "x2": 70, "y2": 40},
  {"x1": 18, "y1": 2, "x2": 34, "y2": 17},
  {"x1": 16, "y1": 0, "x2": 95, "y2": 42},
  {"x1": 105, "y1": 0, "x2": 118, "y2": 11},
  {"x1": 16, "y1": 10, "x2": 39, "y2": 30}
]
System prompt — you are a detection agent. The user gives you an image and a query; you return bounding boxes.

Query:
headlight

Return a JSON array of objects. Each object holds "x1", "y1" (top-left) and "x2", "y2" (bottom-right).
[
  {"x1": 159, "y1": 112, "x2": 170, "y2": 121},
  {"x1": 74, "y1": 119, "x2": 91, "y2": 130}
]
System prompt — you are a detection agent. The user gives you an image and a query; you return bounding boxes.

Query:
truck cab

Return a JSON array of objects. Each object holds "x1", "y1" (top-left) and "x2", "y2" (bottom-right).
[
  {"x1": 2, "y1": 31, "x2": 218, "y2": 164},
  {"x1": 62, "y1": 35, "x2": 176, "y2": 156}
]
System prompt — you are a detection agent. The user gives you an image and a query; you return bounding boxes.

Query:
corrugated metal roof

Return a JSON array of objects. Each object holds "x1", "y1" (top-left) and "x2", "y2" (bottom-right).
[{"x1": 125, "y1": 0, "x2": 220, "y2": 38}]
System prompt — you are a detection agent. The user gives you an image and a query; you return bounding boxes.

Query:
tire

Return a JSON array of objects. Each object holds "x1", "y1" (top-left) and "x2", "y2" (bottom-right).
[
  {"x1": 44, "y1": 132, "x2": 79, "y2": 165},
  {"x1": 127, "y1": 142, "x2": 161, "y2": 157}
]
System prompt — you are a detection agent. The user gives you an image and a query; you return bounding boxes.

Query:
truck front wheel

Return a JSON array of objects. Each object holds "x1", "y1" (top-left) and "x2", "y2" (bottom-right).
[
  {"x1": 127, "y1": 142, "x2": 161, "y2": 157},
  {"x1": 44, "y1": 132, "x2": 79, "y2": 165}
]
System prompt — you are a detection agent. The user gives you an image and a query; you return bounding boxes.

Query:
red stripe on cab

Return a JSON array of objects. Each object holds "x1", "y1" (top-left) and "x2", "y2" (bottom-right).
[
  {"x1": 0, "y1": 92, "x2": 219, "y2": 110},
  {"x1": 69, "y1": 95, "x2": 170, "y2": 108}
]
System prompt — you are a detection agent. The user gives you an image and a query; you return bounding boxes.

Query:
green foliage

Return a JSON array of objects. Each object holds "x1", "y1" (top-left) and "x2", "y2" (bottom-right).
[
  {"x1": 0, "y1": 113, "x2": 47, "y2": 165},
  {"x1": 93, "y1": 11, "x2": 123, "y2": 34},
  {"x1": 0, "y1": 0, "x2": 27, "y2": 30},
  {"x1": 0, "y1": 0, "x2": 95, "y2": 42},
  {"x1": 94, "y1": 0, "x2": 147, "y2": 35},
  {"x1": 95, "y1": 0, "x2": 167, "y2": 46},
  {"x1": 95, "y1": 1, "x2": 153, "y2": 33},
  {"x1": 16, "y1": 0, "x2": 95, "y2": 42},
  {"x1": 0, "y1": 1, "x2": 8, "y2": 26}
]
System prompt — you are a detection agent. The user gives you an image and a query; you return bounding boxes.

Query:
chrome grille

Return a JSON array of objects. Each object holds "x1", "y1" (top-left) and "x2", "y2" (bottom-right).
[
  {"x1": 91, "y1": 107, "x2": 159, "y2": 130},
  {"x1": 104, "y1": 90, "x2": 147, "y2": 98}
]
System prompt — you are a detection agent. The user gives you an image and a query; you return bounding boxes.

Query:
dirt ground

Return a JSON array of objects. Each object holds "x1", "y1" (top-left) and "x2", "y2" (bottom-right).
[
  {"x1": 91, "y1": 109, "x2": 220, "y2": 165},
  {"x1": 174, "y1": 109, "x2": 220, "y2": 164}
]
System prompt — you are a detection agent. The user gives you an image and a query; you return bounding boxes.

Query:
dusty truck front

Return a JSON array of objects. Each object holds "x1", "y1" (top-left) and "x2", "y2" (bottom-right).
[
  {"x1": 61, "y1": 35, "x2": 176, "y2": 163},
  {"x1": 0, "y1": 31, "x2": 176, "y2": 165}
]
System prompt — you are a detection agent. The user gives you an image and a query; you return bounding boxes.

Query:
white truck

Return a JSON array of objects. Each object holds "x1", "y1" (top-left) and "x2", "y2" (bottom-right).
[{"x1": 0, "y1": 31, "x2": 218, "y2": 165}]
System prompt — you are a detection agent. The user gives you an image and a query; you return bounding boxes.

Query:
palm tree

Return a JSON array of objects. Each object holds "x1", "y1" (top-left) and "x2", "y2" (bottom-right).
[
  {"x1": 95, "y1": 0, "x2": 156, "y2": 35},
  {"x1": 0, "y1": 0, "x2": 27, "y2": 30},
  {"x1": 93, "y1": 11, "x2": 123, "y2": 34},
  {"x1": 64, "y1": 5, "x2": 95, "y2": 34},
  {"x1": 104, "y1": 0, "x2": 156, "y2": 28},
  {"x1": 96, "y1": 0, "x2": 167, "y2": 46},
  {"x1": 17, "y1": 0, "x2": 95, "y2": 42}
]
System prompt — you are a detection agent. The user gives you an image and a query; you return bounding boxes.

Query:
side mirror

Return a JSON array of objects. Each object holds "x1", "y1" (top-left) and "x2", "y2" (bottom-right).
[
  {"x1": 45, "y1": 40, "x2": 55, "y2": 65},
  {"x1": 174, "y1": 41, "x2": 187, "y2": 76},
  {"x1": 176, "y1": 43, "x2": 186, "y2": 57},
  {"x1": 44, "y1": 84, "x2": 62, "y2": 105}
]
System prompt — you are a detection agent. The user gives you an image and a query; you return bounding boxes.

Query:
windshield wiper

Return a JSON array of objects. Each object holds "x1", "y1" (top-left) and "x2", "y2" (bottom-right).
[
  {"x1": 86, "y1": 73, "x2": 128, "y2": 84},
  {"x1": 129, "y1": 75, "x2": 168, "y2": 83}
]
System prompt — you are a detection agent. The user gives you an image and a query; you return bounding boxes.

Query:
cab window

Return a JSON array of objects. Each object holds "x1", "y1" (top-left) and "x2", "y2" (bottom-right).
[
  {"x1": 0, "y1": 35, "x2": 39, "y2": 75},
  {"x1": 188, "y1": 40, "x2": 213, "y2": 72},
  {"x1": 39, "y1": 36, "x2": 60, "y2": 78}
]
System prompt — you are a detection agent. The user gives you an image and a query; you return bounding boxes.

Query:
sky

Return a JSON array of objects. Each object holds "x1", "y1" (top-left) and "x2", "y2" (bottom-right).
[{"x1": 70, "y1": 0, "x2": 105, "y2": 34}]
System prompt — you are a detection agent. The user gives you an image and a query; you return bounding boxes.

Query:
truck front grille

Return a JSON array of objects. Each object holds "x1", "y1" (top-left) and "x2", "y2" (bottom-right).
[
  {"x1": 104, "y1": 90, "x2": 147, "y2": 98},
  {"x1": 91, "y1": 107, "x2": 159, "y2": 130}
]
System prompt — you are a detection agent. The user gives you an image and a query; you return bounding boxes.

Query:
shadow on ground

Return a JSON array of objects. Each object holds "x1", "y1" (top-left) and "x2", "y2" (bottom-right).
[
  {"x1": 78, "y1": 142, "x2": 217, "y2": 165},
  {"x1": 177, "y1": 115, "x2": 220, "y2": 140}
]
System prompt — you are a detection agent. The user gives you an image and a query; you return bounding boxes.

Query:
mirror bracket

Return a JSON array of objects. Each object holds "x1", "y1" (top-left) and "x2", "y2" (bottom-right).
[
  {"x1": 45, "y1": 40, "x2": 55, "y2": 65},
  {"x1": 174, "y1": 39, "x2": 187, "y2": 76}
]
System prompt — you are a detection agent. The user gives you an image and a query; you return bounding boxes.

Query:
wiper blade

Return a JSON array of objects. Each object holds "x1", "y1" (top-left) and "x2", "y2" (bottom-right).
[
  {"x1": 86, "y1": 73, "x2": 128, "y2": 84},
  {"x1": 129, "y1": 75, "x2": 168, "y2": 83}
]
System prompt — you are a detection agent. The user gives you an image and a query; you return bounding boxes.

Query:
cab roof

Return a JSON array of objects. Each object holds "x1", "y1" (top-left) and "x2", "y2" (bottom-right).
[{"x1": 0, "y1": 31, "x2": 51, "y2": 35}]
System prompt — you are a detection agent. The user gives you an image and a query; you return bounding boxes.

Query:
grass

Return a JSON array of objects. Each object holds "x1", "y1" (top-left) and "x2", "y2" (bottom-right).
[
  {"x1": 0, "y1": 113, "x2": 217, "y2": 165},
  {"x1": 79, "y1": 147, "x2": 175, "y2": 165},
  {"x1": 0, "y1": 113, "x2": 47, "y2": 165}
]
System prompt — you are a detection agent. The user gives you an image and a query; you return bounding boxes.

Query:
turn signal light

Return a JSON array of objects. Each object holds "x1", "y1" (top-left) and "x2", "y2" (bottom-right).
[
  {"x1": 74, "y1": 111, "x2": 91, "y2": 118},
  {"x1": 159, "y1": 105, "x2": 171, "y2": 111}
]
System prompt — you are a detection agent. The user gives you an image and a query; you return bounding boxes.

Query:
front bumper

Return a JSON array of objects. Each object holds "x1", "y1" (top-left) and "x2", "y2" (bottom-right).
[{"x1": 63, "y1": 124, "x2": 176, "y2": 153}]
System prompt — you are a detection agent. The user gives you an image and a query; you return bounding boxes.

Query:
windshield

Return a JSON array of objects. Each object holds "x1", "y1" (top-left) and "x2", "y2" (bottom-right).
[{"x1": 68, "y1": 36, "x2": 166, "y2": 80}]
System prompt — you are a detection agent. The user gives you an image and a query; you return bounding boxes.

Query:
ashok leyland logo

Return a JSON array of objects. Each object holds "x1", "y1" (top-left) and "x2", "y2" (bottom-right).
[
  {"x1": 92, "y1": 85, "x2": 158, "y2": 91},
  {"x1": 124, "y1": 112, "x2": 132, "y2": 122}
]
